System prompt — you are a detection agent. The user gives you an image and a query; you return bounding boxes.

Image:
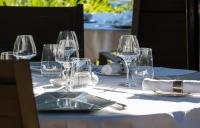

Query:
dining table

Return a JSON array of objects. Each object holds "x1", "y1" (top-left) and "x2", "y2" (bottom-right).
[{"x1": 31, "y1": 62, "x2": 200, "y2": 128}]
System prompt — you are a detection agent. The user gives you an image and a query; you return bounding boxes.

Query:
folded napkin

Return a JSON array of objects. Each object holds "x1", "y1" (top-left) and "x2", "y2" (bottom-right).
[
  {"x1": 142, "y1": 78, "x2": 200, "y2": 93},
  {"x1": 101, "y1": 63, "x2": 123, "y2": 75}
]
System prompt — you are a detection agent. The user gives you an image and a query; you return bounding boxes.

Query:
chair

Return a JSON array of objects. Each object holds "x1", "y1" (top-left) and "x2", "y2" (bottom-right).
[
  {"x1": 132, "y1": 0, "x2": 199, "y2": 70},
  {"x1": 186, "y1": 0, "x2": 199, "y2": 70},
  {"x1": 0, "y1": 60, "x2": 39, "y2": 128},
  {"x1": 0, "y1": 4, "x2": 84, "y2": 61}
]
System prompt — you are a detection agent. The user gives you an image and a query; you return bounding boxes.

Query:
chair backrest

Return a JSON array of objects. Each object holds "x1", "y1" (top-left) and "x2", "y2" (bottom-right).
[
  {"x1": 0, "y1": 5, "x2": 84, "y2": 61},
  {"x1": 132, "y1": 0, "x2": 199, "y2": 70},
  {"x1": 0, "y1": 60, "x2": 39, "y2": 128},
  {"x1": 186, "y1": 0, "x2": 199, "y2": 70}
]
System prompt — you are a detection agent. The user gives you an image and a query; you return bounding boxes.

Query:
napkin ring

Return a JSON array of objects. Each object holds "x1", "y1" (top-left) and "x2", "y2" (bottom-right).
[{"x1": 172, "y1": 80, "x2": 183, "y2": 93}]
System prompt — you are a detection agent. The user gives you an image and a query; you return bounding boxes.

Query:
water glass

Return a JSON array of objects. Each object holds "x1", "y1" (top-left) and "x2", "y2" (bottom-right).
[
  {"x1": 41, "y1": 44, "x2": 62, "y2": 78},
  {"x1": 72, "y1": 58, "x2": 92, "y2": 90},
  {"x1": 0, "y1": 51, "x2": 16, "y2": 60},
  {"x1": 131, "y1": 48, "x2": 154, "y2": 87}
]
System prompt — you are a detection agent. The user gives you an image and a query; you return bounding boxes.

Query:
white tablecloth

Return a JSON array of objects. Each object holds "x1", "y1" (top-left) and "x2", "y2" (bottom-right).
[{"x1": 32, "y1": 66, "x2": 200, "y2": 128}]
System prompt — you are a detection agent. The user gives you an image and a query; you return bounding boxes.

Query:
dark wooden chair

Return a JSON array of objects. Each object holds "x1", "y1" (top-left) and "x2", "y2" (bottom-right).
[
  {"x1": 186, "y1": 0, "x2": 199, "y2": 70},
  {"x1": 0, "y1": 60, "x2": 39, "y2": 128},
  {"x1": 132, "y1": 0, "x2": 199, "y2": 70},
  {"x1": 0, "y1": 4, "x2": 84, "y2": 61}
]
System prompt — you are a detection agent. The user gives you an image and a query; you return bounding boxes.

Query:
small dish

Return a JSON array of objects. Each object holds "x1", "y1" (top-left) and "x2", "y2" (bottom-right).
[{"x1": 154, "y1": 90, "x2": 190, "y2": 97}]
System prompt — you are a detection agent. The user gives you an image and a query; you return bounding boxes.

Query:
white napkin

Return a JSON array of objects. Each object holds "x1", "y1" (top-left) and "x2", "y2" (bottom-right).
[
  {"x1": 142, "y1": 78, "x2": 200, "y2": 93},
  {"x1": 101, "y1": 63, "x2": 123, "y2": 75}
]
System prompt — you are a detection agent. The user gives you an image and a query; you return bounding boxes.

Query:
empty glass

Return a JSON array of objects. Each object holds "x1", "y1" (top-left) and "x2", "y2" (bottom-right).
[
  {"x1": 41, "y1": 44, "x2": 62, "y2": 78},
  {"x1": 56, "y1": 30, "x2": 79, "y2": 53},
  {"x1": 55, "y1": 39, "x2": 79, "y2": 79},
  {"x1": 71, "y1": 58, "x2": 92, "y2": 90},
  {"x1": 131, "y1": 48, "x2": 154, "y2": 87},
  {"x1": 117, "y1": 35, "x2": 140, "y2": 87},
  {"x1": 0, "y1": 51, "x2": 16, "y2": 60},
  {"x1": 13, "y1": 35, "x2": 37, "y2": 60}
]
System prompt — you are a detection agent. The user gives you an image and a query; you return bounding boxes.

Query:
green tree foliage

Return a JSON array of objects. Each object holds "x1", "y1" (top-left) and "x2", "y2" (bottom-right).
[
  {"x1": 78, "y1": 0, "x2": 114, "y2": 13},
  {"x1": 0, "y1": 0, "x2": 132, "y2": 13}
]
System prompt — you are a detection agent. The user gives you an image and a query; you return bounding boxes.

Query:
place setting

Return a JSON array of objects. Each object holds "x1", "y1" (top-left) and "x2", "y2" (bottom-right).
[{"x1": 21, "y1": 30, "x2": 129, "y2": 112}]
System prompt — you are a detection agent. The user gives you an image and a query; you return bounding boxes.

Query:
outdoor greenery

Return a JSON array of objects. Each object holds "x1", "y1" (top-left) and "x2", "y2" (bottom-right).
[{"x1": 0, "y1": 0, "x2": 133, "y2": 13}]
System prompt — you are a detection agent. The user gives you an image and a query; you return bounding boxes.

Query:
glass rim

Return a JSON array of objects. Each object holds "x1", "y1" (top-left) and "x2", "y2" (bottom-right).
[
  {"x1": 16, "y1": 34, "x2": 33, "y2": 37},
  {"x1": 59, "y1": 30, "x2": 75, "y2": 33}
]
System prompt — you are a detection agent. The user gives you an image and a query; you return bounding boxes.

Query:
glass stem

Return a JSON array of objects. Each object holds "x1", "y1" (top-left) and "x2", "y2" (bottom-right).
[
  {"x1": 125, "y1": 61, "x2": 131, "y2": 87},
  {"x1": 62, "y1": 67, "x2": 72, "y2": 91},
  {"x1": 62, "y1": 69, "x2": 67, "y2": 79},
  {"x1": 62, "y1": 68, "x2": 70, "y2": 79}
]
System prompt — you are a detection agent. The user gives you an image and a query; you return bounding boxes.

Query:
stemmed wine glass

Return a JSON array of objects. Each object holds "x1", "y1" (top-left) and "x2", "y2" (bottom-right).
[
  {"x1": 56, "y1": 30, "x2": 79, "y2": 67},
  {"x1": 117, "y1": 35, "x2": 140, "y2": 87},
  {"x1": 13, "y1": 35, "x2": 37, "y2": 60},
  {"x1": 55, "y1": 38, "x2": 79, "y2": 90}
]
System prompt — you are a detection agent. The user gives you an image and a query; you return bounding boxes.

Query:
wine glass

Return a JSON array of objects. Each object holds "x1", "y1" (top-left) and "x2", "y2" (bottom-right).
[
  {"x1": 13, "y1": 35, "x2": 37, "y2": 60},
  {"x1": 57, "y1": 30, "x2": 79, "y2": 54},
  {"x1": 117, "y1": 35, "x2": 140, "y2": 87},
  {"x1": 55, "y1": 39, "x2": 79, "y2": 89}
]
